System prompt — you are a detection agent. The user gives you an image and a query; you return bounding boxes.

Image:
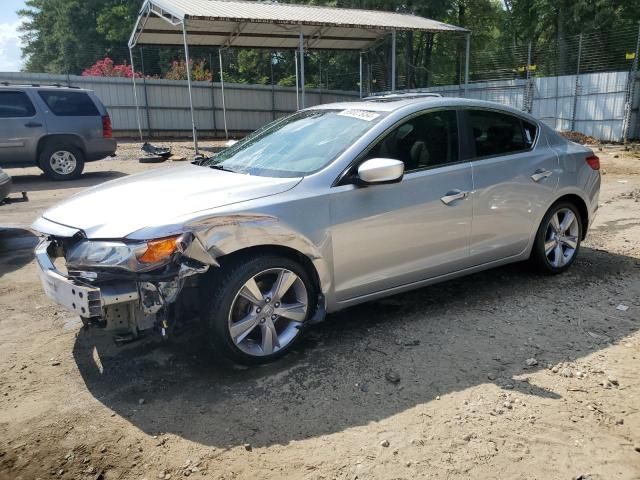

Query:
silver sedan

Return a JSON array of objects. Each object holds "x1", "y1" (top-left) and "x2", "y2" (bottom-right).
[{"x1": 32, "y1": 96, "x2": 601, "y2": 364}]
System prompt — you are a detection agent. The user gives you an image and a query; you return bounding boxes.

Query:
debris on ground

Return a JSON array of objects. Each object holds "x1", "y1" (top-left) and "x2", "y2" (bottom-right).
[
  {"x1": 385, "y1": 370, "x2": 401, "y2": 384},
  {"x1": 139, "y1": 142, "x2": 173, "y2": 163},
  {"x1": 560, "y1": 131, "x2": 600, "y2": 145},
  {"x1": 142, "y1": 142, "x2": 172, "y2": 158}
]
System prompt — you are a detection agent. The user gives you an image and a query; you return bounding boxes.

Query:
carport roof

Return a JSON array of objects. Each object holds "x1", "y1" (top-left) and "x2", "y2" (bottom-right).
[{"x1": 130, "y1": 0, "x2": 469, "y2": 50}]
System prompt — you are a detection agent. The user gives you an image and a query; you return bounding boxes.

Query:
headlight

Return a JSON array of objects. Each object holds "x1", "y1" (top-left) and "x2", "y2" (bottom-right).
[{"x1": 65, "y1": 235, "x2": 185, "y2": 272}]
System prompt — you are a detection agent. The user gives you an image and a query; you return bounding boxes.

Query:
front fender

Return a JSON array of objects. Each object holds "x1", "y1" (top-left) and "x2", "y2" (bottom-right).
[{"x1": 187, "y1": 213, "x2": 332, "y2": 300}]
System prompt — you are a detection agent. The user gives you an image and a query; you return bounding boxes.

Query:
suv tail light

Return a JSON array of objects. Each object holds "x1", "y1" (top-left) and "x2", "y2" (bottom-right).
[
  {"x1": 102, "y1": 115, "x2": 113, "y2": 139},
  {"x1": 585, "y1": 154, "x2": 600, "y2": 170}
]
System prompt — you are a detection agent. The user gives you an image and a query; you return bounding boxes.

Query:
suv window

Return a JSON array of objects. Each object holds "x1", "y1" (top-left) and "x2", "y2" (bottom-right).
[
  {"x1": 468, "y1": 110, "x2": 536, "y2": 157},
  {"x1": 0, "y1": 91, "x2": 36, "y2": 118},
  {"x1": 39, "y1": 91, "x2": 99, "y2": 117},
  {"x1": 365, "y1": 110, "x2": 459, "y2": 172}
]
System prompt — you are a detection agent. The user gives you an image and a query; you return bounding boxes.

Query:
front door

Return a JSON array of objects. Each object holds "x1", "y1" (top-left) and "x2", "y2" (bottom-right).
[
  {"x1": 330, "y1": 109, "x2": 474, "y2": 302},
  {"x1": 0, "y1": 90, "x2": 47, "y2": 165}
]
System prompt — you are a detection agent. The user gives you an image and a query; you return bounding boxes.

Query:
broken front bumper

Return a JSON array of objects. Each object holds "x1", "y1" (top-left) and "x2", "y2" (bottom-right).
[{"x1": 35, "y1": 240, "x2": 139, "y2": 318}]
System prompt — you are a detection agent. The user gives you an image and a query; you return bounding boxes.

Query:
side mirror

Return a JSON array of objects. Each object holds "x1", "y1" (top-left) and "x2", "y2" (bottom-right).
[{"x1": 356, "y1": 158, "x2": 404, "y2": 185}]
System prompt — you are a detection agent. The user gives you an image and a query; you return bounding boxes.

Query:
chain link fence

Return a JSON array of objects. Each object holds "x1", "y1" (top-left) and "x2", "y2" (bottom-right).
[{"x1": 363, "y1": 25, "x2": 640, "y2": 142}]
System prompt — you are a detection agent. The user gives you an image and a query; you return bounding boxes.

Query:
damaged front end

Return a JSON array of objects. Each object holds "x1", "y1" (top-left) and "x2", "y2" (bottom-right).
[{"x1": 34, "y1": 230, "x2": 215, "y2": 343}]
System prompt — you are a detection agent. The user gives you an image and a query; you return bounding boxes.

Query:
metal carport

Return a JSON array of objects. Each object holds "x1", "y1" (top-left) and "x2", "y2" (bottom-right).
[{"x1": 128, "y1": 0, "x2": 469, "y2": 151}]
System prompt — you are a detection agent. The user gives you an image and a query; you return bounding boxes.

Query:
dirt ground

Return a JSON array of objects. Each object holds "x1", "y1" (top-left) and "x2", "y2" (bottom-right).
[{"x1": 0, "y1": 142, "x2": 639, "y2": 480}]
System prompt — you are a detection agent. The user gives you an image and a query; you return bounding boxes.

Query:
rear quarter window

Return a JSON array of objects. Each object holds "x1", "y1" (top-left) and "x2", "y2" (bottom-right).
[
  {"x1": 39, "y1": 91, "x2": 99, "y2": 117},
  {"x1": 522, "y1": 120, "x2": 538, "y2": 147},
  {"x1": 0, "y1": 91, "x2": 36, "y2": 118}
]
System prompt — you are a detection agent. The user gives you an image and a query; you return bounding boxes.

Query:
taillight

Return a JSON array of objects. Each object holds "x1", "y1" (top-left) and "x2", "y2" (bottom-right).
[
  {"x1": 102, "y1": 115, "x2": 113, "y2": 139},
  {"x1": 585, "y1": 154, "x2": 600, "y2": 170}
]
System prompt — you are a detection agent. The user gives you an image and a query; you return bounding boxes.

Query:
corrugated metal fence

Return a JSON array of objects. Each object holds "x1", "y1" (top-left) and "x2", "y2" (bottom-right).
[
  {"x1": 0, "y1": 72, "x2": 358, "y2": 138},
  {"x1": 427, "y1": 70, "x2": 639, "y2": 142},
  {"x1": 1, "y1": 70, "x2": 638, "y2": 142}
]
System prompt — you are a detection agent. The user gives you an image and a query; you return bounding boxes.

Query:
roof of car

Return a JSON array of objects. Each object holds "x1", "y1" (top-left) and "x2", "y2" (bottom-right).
[
  {"x1": 308, "y1": 96, "x2": 539, "y2": 122},
  {"x1": 0, "y1": 83, "x2": 90, "y2": 92}
]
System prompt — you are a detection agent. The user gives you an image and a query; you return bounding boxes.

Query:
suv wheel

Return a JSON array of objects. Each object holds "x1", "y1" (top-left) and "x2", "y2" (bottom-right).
[
  {"x1": 203, "y1": 255, "x2": 316, "y2": 365},
  {"x1": 531, "y1": 201, "x2": 583, "y2": 274},
  {"x1": 40, "y1": 145, "x2": 85, "y2": 180}
]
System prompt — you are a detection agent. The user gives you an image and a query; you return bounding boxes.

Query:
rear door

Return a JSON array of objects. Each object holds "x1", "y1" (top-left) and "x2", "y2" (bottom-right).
[
  {"x1": 0, "y1": 90, "x2": 47, "y2": 164},
  {"x1": 463, "y1": 109, "x2": 559, "y2": 264}
]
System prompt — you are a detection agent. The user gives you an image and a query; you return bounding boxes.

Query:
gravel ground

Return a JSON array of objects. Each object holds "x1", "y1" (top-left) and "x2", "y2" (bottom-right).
[{"x1": 0, "y1": 142, "x2": 639, "y2": 480}]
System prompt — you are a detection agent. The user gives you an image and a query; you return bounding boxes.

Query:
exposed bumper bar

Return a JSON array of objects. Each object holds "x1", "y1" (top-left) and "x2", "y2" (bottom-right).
[{"x1": 35, "y1": 240, "x2": 138, "y2": 317}]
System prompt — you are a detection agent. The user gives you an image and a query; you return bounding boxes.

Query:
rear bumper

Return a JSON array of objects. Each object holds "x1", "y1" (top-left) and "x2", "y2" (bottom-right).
[{"x1": 86, "y1": 138, "x2": 117, "y2": 161}]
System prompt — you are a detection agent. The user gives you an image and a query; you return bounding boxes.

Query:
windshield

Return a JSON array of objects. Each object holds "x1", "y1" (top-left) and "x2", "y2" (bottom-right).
[{"x1": 202, "y1": 109, "x2": 386, "y2": 177}]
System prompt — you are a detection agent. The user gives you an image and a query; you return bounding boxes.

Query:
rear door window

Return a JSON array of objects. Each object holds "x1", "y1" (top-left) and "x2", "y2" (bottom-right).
[
  {"x1": 38, "y1": 91, "x2": 99, "y2": 116},
  {"x1": 0, "y1": 91, "x2": 36, "y2": 118},
  {"x1": 467, "y1": 110, "x2": 536, "y2": 158}
]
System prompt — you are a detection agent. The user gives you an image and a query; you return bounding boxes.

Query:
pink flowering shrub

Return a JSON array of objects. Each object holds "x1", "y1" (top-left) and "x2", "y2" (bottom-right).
[{"x1": 82, "y1": 57, "x2": 140, "y2": 78}]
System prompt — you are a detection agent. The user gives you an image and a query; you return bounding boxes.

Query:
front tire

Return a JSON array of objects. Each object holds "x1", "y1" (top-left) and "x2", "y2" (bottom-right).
[
  {"x1": 203, "y1": 255, "x2": 316, "y2": 365},
  {"x1": 40, "y1": 144, "x2": 85, "y2": 180},
  {"x1": 531, "y1": 201, "x2": 582, "y2": 274}
]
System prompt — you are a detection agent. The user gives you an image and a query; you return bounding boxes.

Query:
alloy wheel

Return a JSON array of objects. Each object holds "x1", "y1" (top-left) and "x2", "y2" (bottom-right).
[
  {"x1": 544, "y1": 208, "x2": 579, "y2": 268},
  {"x1": 228, "y1": 268, "x2": 308, "y2": 357},
  {"x1": 49, "y1": 151, "x2": 77, "y2": 176}
]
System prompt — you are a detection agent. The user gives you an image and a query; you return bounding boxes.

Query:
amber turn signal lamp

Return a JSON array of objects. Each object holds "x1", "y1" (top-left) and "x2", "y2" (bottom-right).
[{"x1": 138, "y1": 236, "x2": 181, "y2": 264}]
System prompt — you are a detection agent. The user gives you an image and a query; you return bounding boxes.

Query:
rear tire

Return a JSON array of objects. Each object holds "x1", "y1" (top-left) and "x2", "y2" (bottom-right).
[
  {"x1": 202, "y1": 255, "x2": 316, "y2": 365},
  {"x1": 530, "y1": 201, "x2": 583, "y2": 274},
  {"x1": 40, "y1": 144, "x2": 85, "y2": 180}
]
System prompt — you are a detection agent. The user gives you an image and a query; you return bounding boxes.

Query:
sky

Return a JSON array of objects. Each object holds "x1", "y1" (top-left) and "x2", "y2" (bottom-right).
[{"x1": 0, "y1": 0, "x2": 27, "y2": 72}]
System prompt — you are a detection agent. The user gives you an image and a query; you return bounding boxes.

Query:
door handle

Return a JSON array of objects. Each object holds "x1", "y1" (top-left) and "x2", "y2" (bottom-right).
[
  {"x1": 440, "y1": 190, "x2": 468, "y2": 205},
  {"x1": 24, "y1": 122, "x2": 43, "y2": 128},
  {"x1": 531, "y1": 169, "x2": 552, "y2": 182}
]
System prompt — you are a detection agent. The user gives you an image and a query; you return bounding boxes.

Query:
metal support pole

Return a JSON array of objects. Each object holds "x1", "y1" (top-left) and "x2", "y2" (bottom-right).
[
  {"x1": 209, "y1": 52, "x2": 217, "y2": 135},
  {"x1": 270, "y1": 51, "x2": 276, "y2": 121},
  {"x1": 129, "y1": 46, "x2": 143, "y2": 141},
  {"x1": 294, "y1": 51, "x2": 299, "y2": 110},
  {"x1": 464, "y1": 33, "x2": 471, "y2": 97},
  {"x1": 139, "y1": 47, "x2": 152, "y2": 137},
  {"x1": 359, "y1": 52, "x2": 363, "y2": 98},
  {"x1": 571, "y1": 33, "x2": 583, "y2": 132},
  {"x1": 526, "y1": 40, "x2": 532, "y2": 113},
  {"x1": 299, "y1": 31, "x2": 305, "y2": 109},
  {"x1": 218, "y1": 48, "x2": 229, "y2": 140},
  {"x1": 182, "y1": 20, "x2": 199, "y2": 154},
  {"x1": 622, "y1": 23, "x2": 640, "y2": 143},
  {"x1": 318, "y1": 61, "x2": 323, "y2": 104},
  {"x1": 391, "y1": 29, "x2": 397, "y2": 92}
]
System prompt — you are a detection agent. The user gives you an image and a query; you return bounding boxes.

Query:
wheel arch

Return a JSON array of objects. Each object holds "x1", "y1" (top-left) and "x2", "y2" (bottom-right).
[
  {"x1": 551, "y1": 193, "x2": 589, "y2": 240},
  {"x1": 214, "y1": 244, "x2": 323, "y2": 295},
  {"x1": 37, "y1": 134, "x2": 86, "y2": 166}
]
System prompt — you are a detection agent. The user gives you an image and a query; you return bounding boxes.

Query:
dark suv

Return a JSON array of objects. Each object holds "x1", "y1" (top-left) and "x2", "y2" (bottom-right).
[{"x1": 0, "y1": 84, "x2": 117, "y2": 180}]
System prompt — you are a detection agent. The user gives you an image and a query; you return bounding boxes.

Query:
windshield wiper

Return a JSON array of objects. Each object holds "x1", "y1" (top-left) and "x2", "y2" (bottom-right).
[{"x1": 208, "y1": 164, "x2": 235, "y2": 173}]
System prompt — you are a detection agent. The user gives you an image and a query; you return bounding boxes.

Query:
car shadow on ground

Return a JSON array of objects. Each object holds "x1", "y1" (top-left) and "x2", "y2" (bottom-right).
[
  {"x1": 9, "y1": 170, "x2": 127, "y2": 193},
  {"x1": 0, "y1": 228, "x2": 39, "y2": 277},
  {"x1": 72, "y1": 246, "x2": 639, "y2": 448}
]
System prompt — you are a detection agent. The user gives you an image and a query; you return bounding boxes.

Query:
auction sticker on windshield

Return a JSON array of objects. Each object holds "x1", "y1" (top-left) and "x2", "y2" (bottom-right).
[{"x1": 337, "y1": 110, "x2": 380, "y2": 121}]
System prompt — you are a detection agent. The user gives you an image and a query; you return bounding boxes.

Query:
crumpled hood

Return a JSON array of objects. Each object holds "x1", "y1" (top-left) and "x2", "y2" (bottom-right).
[{"x1": 39, "y1": 165, "x2": 301, "y2": 239}]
